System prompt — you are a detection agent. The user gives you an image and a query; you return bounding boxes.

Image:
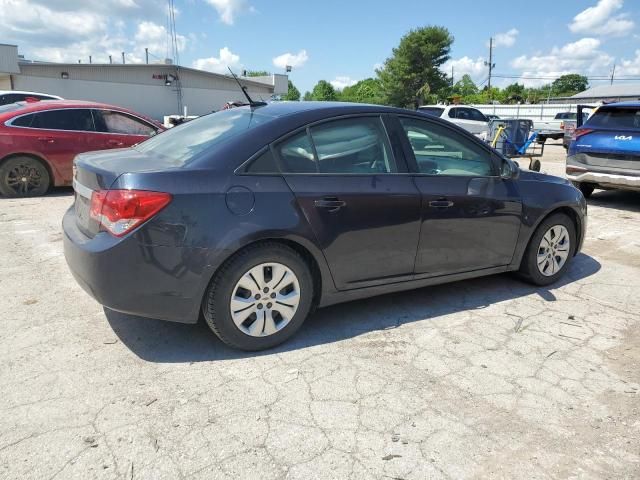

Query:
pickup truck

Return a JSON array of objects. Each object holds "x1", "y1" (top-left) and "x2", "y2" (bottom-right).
[{"x1": 534, "y1": 112, "x2": 585, "y2": 143}]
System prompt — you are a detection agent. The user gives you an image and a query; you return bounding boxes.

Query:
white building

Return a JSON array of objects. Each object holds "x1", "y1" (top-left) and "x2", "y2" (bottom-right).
[{"x1": 0, "y1": 44, "x2": 288, "y2": 121}]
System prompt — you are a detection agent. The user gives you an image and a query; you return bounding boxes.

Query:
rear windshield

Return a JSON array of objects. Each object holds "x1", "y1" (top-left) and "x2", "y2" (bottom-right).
[
  {"x1": 134, "y1": 108, "x2": 273, "y2": 165},
  {"x1": 554, "y1": 112, "x2": 576, "y2": 120},
  {"x1": 418, "y1": 107, "x2": 444, "y2": 117},
  {"x1": 0, "y1": 102, "x2": 26, "y2": 114},
  {"x1": 586, "y1": 107, "x2": 640, "y2": 129}
]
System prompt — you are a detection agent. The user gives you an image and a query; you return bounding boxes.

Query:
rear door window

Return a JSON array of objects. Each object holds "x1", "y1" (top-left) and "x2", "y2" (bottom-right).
[
  {"x1": 586, "y1": 107, "x2": 640, "y2": 129},
  {"x1": 30, "y1": 109, "x2": 95, "y2": 131},
  {"x1": 466, "y1": 108, "x2": 488, "y2": 122},
  {"x1": 309, "y1": 117, "x2": 396, "y2": 173},
  {"x1": 93, "y1": 110, "x2": 156, "y2": 136},
  {"x1": 277, "y1": 131, "x2": 317, "y2": 173}
]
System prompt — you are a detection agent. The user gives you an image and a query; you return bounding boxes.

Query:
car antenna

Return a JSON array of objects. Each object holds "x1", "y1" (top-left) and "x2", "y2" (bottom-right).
[{"x1": 228, "y1": 67, "x2": 267, "y2": 108}]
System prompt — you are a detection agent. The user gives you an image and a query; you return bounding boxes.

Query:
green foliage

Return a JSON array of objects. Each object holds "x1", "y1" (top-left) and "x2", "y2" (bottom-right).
[
  {"x1": 453, "y1": 74, "x2": 478, "y2": 97},
  {"x1": 245, "y1": 70, "x2": 270, "y2": 77},
  {"x1": 551, "y1": 74, "x2": 588, "y2": 96},
  {"x1": 377, "y1": 26, "x2": 453, "y2": 108},
  {"x1": 303, "y1": 91, "x2": 312, "y2": 101},
  {"x1": 282, "y1": 80, "x2": 301, "y2": 101},
  {"x1": 309, "y1": 80, "x2": 337, "y2": 101},
  {"x1": 338, "y1": 78, "x2": 385, "y2": 104}
]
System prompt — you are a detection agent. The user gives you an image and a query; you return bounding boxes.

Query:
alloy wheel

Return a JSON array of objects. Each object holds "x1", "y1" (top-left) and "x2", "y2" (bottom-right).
[
  {"x1": 537, "y1": 225, "x2": 571, "y2": 277},
  {"x1": 6, "y1": 163, "x2": 43, "y2": 195},
  {"x1": 229, "y1": 262, "x2": 301, "y2": 337}
]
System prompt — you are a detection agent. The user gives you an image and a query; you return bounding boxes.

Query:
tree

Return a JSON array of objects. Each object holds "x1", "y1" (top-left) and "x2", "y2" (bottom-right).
[
  {"x1": 309, "y1": 80, "x2": 337, "y2": 101},
  {"x1": 377, "y1": 26, "x2": 453, "y2": 108},
  {"x1": 303, "y1": 91, "x2": 312, "y2": 101},
  {"x1": 245, "y1": 70, "x2": 270, "y2": 77},
  {"x1": 339, "y1": 78, "x2": 385, "y2": 104},
  {"x1": 502, "y1": 82, "x2": 525, "y2": 103},
  {"x1": 453, "y1": 74, "x2": 478, "y2": 97},
  {"x1": 551, "y1": 74, "x2": 588, "y2": 96},
  {"x1": 282, "y1": 80, "x2": 301, "y2": 101}
]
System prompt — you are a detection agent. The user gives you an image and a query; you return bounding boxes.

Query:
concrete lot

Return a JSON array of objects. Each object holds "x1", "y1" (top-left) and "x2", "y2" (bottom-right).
[{"x1": 1, "y1": 142, "x2": 639, "y2": 479}]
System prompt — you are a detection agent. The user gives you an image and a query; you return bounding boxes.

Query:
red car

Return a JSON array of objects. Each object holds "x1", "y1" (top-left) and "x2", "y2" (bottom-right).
[{"x1": 0, "y1": 100, "x2": 164, "y2": 197}]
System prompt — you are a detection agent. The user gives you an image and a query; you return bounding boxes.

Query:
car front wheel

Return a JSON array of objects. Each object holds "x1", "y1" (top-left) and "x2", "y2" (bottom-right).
[
  {"x1": 203, "y1": 243, "x2": 314, "y2": 351},
  {"x1": 520, "y1": 213, "x2": 576, "y2": 286}
]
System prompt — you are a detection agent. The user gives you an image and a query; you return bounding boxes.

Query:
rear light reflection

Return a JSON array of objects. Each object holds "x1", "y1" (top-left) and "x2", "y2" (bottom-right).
[{"x1": 90, "y1": 189, "x2": 172, "y2": 237}]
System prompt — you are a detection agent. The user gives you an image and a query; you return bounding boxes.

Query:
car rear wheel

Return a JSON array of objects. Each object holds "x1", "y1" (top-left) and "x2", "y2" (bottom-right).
[
  {"x1": 0, "y1": 156, "x2": 50, "y2": 197},
  {"x1": 572, "y1": 181, "x2": 595, "y2": 198},
  {"x1": 519, "y1": 213, "x2": 576, "y2": 286},
  {"x1": 203, "y1": 243, "x2": 314, "y2": 351}
]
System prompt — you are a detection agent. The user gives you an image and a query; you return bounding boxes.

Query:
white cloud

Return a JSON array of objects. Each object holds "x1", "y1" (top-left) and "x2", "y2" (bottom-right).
[
  {"x1": 204, "y1": 0, "x2": 253, "y2": 25},
  {"x1": 493, "y1": 28, "x2": 519, "y2": 47},
  {"x1": 510, "y1": 38, "x2": 613, "y2": 86},
  {"x1": 330, "y1": 76, "x2": 357, "y2": 91},
  {"x1": 272, "y1": 50, "x2": 309, "y2": 69},
  {"x1": 442, "y1": 56, "x2": 486, "y2": 82},
  {"x1": 134, "y1": 21, "x2": 186, "y2": 59},
  {"x1": 0, "y1": 0, "x2": 185, "y2": 64},
  {"x1": 569, "y1": 0, "x2": 634, "y2": 36},
  {"x1": 373, "y1": 62, "x2": 384, "y2": 72},
  {"x1": 193, "y1": 47, "x2": 242, "y2": 74},
  {"x1": 617, "y1": 49, "x2": 640, "y2": 76}
]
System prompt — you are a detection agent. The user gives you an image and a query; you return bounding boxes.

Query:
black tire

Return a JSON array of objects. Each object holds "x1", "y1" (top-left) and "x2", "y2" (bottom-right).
[
  {"x1": 519, "y1": 213, "x2": 576, "y2": 286},
  {"x1": 530, "y1": 159, "x2": 541, "y2": 172},
  {"x1": 0, "y1": 156, "x2": 51, "y2": 197},
  {"x1": 202, "y1": 243, "x2": 314, "y2": 351},
  {"x1": 572, "y1": 181, "x2": 595, "y2": 198}
]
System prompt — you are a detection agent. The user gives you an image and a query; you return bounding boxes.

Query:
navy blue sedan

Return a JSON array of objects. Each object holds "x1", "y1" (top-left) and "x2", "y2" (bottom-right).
[{"x1": 64, "y1": 102, "x2": 586, "y2": 351}]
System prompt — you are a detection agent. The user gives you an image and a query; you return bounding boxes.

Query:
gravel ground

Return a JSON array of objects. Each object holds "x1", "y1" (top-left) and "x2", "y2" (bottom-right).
[{"x1": 1, "y1": 142, "x2": 639, "y2": 479}]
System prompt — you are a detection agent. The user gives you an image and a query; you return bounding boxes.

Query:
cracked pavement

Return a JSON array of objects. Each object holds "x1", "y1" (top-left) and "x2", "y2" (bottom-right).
[{"x1": 1, "y1": 144, "x2": 639, "y2": 479}]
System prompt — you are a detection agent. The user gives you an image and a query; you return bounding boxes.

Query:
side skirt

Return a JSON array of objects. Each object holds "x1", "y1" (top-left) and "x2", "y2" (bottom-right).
[{"x1": 318, "y1": 265, "x2": 512, "y2": 308}]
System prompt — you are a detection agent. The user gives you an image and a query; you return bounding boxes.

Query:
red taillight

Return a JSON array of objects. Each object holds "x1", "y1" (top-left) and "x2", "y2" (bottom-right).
[
  {"x1": 566, "y1": 165, "x2": 587, "y2": 174},
  {"x1": 90, "y1": 189, "x2": 172, "y2": 237},
  {"x1": 573, "y1": 128, "x2": 593, "y2": 141},
  {"x1": 560, "y1": 121, "x2": 564, "y2": 130}
]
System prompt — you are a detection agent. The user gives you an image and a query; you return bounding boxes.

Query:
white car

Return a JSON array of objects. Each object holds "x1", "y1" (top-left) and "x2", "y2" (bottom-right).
[
  {"x1": 0, "y1": 90, "x2": 63, "y2": 106},
  {"x1": 418, "y1": 105, "x2": 490, "y2": 139}
]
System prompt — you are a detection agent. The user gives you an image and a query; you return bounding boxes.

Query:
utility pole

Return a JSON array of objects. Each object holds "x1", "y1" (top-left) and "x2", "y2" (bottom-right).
[
  {"x1": 145, "y1": 48, "x2": 149, "y2": 65},
  {"x1": 109, "y1": 55, "x2": 112, "y2": 64},
  {"x1": 121, "y1": 52, "x2": 125, "y2": 64},
  {"x1": 610, "y1": 62, "x2": 616, "y2": 85},
  {"x1": 484, "y1": 37, "x2": 495, "y2": 99},
  {"x1": 451, "y1": 66, "x2": 454, "y2": 86},
  {"x1": 89, "y1": 55, "x2": 92, "y2": 64}
]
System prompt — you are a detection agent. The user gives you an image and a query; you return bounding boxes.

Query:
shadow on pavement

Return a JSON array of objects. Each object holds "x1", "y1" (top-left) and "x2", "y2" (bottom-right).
[
  {"x1": 105, "y1": 253, "x2": 601, "y2": 363},
  {"x1": 588, "y1": 190, "x2": 640, "y2": 213}
]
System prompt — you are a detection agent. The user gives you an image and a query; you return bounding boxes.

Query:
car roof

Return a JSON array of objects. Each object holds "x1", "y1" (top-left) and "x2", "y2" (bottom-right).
[
  {"x1": 0, "y1": 100, "x2": 162, "y2": 125},
  {"x1": 0, "y1": 90, "x2": 62, "y2": 98},
  {"x1": 249, "y1": 101, "x2": 412, "y2": 118},
  {"x1": 599, "y1": 101, "x2": 640, "y2": 108}
]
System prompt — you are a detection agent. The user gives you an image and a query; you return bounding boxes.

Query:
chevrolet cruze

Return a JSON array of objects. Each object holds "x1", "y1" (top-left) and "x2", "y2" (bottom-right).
[{"x1": 63, "y1": 102, "x2": 586, "y2": 351}]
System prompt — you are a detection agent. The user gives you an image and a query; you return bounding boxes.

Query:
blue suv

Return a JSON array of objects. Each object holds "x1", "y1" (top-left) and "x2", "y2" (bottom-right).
[{"x1": 567, "y1": 102, "x2": 640, "y2": 197}]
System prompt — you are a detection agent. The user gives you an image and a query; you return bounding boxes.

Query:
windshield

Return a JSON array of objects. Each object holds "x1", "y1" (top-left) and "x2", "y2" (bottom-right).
[
  {"x1": 0, "y1": 102, "x2": 26, "y2": 113},
  {"x1": 134, "y1": 108, "x2": 273, "y2": 165},
  {"x1": 586, "y1": 107, "x2": 640, "y2": 129},
  {"x1": 418, "y1": 107, "x2": 444, "y2": 117}
]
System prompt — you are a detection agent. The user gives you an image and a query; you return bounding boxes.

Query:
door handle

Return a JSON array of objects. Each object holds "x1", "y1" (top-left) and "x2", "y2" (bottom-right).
[
  {"x1": 37, "y1": 137, "x2": 55, "y2": 144},
  {"x1": 106, "y1": 139, "x2": 124, "y2": 147},
  {"x1": 428, "y1": 199, "x2": 454, "y2": 208},
  {"x1": 314, "y1": 197, "x2": 346, "y2": 212}
]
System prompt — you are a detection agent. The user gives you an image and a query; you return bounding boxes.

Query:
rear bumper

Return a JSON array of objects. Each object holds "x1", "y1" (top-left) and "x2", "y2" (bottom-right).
[
  {"x1": 566, "y1": 171, "x2": 640, "y2": 191},
  {"x1": 63, "y1": 207, "x2": 208, "y2": 324}
]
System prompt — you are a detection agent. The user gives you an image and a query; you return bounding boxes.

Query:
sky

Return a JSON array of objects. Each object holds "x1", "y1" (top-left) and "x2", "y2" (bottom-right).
[{"x1": 1, "y1": 0, "x2": 639, "y2": 94}]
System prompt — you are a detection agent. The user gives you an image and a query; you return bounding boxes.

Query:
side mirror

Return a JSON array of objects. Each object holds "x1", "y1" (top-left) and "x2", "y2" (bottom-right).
[{"x1": 501, "y1": 158, "x2": 519, "y2": 179}]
